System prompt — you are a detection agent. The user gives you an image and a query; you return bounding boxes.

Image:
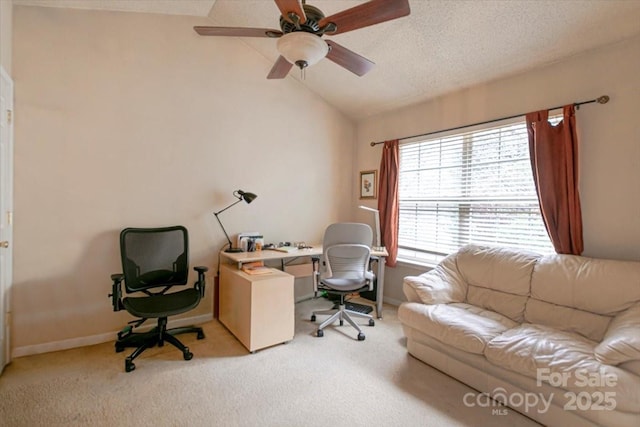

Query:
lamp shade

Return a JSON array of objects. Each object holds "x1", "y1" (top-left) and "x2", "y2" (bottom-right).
[
  {"x1": 236, "y1": 190, "x2": 257, "y2": 203},
  {"x1": 276, "y1": 32, "x2": 329, "y2": 70},
  {"x1": 359, "y1": 205, "x2": 381, "y2": 249}
]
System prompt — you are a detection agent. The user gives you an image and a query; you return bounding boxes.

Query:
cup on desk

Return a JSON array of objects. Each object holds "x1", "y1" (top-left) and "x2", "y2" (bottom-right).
[{"x1": 247, "y1": 238, "x2": 256, "y2": 252}]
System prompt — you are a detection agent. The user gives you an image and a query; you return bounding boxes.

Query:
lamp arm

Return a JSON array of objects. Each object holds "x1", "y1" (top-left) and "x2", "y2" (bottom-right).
[
  {"x1": 213, "y1": 197, "x2": 242, "y2": 216},
  {"x1": 212, "y1": 192, "x2": 254, "y2": 252},
  {"x1": 214, "y1": 211, "x2": 235, "y2": 249}
]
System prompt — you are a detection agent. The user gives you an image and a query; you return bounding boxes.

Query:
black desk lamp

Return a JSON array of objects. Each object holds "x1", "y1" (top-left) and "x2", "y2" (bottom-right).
[{"x1": 214, "y1": 190, "x2": 257, "y2": 253}]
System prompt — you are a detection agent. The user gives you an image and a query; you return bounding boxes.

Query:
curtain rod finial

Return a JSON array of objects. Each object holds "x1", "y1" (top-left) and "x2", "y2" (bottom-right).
[
  {"x1": 370, "y1": 142, "x2": 376, "y2": 147},
  {"x1": 597, "y1": 95, "x2": 609, "y2": 104}
]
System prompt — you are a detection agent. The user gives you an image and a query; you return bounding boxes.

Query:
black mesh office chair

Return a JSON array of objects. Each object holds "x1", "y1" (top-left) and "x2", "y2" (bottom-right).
[
  {"x1": 109, "y1": 226, "x2": 208, "y2": 372},
  {"x1": 311, "y1": 223, "x2": 376, "y2": 340}
]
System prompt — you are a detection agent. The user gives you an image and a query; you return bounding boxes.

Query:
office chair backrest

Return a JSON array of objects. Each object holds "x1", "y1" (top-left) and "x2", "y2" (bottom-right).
[
  {"x1": 323, "y1": 223, "x2": 373, "y2": 248},
  {"x1": 322, "y1": 223, "x2": 373, "y2": 280},
  {"x1": 120, "y1": 226, "x2": 189, "y2": 293}
]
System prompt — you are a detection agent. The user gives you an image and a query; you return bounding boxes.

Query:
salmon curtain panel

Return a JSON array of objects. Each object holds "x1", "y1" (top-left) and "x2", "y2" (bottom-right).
[
  {"x1": 377, "y1": 139, "x2": 399, "y2": 267},
  {"x1": 526, "y1": 105, "x2": 584, "y2": 255}
]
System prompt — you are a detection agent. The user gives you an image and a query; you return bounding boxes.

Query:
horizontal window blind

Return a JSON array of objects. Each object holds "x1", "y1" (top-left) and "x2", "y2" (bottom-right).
[{"x1": 398, "y1": 119, "x2": 556, "y2": 258}]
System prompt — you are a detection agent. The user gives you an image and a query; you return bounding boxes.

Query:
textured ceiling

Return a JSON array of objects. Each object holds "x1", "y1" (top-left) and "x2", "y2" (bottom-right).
[
  {"x1": 14, "y1": 0, "x2": 640, "y2": 121},
  {"x1": 13, "y1": 0, "x2": 216, "y2": 16}
]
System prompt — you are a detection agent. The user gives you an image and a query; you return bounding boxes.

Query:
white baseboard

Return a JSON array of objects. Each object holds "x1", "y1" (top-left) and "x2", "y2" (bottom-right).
[
  {"x1": 11, "y1": 313, "x2": 213, "y2": 359},
  {"x1": 14, "y1": 296, "x2": 402, "y2": 358},
  {"x1": 383, "y1": 296, "x2": 402, "y2": 306}
]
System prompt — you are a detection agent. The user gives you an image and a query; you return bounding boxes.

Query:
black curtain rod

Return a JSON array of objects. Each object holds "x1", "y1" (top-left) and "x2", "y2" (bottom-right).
[{"x1": 370, "y1": 95, "x2": 610, "y2": 147}]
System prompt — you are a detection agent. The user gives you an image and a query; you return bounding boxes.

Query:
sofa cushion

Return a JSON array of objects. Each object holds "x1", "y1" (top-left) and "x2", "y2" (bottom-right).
[
  {"x1": 403, "y1": 253, "x2": 467, "y2": 304},
  {"x1": 485, "y1": 323, "x2": 598, "y2": 383},
  {"x1": 526, "y1": 254, "x2": 640, "y2": 341},
  {"x1": 485, "y1": 323, "x2": 640, "y2": 412},
  {"x1": 398, "y1": 302, "x2": 517, "y2": 354},
  {"x1": 620, "y1": 360, "x2": 640, "y2": 377},
  {"x1": 595, "y1": 302, "x2": 640, "y2": 365},
  {"x1": 457, "y1": 245, "x2": 539, "y2": 322},
  {"x1": 530, "y1": 254, "x2": 640, "y2": 314},
  {"x1": 466, "y1": 286, "x2": 528, "y2": 324},
  {"x1": 525, "y1": 298, "x2": 611, "y2": 342}
]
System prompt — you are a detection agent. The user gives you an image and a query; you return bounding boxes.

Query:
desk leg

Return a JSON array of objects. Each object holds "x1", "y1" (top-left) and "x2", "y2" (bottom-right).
[
  {"x1": 214, "y1": 275, "x2": 220, "y2": 319},
  {"x1": 376, "y1": 257, "x2": 385, "y2": 319}
]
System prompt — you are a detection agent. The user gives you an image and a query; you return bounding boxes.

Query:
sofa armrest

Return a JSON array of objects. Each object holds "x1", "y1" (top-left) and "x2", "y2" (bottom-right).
[
  {"x1": 402, "y1": 254, "x2": 467, "y2": 304},
  {"x1": 595, "y1": 302, "x2": 640, "y2": 365}
]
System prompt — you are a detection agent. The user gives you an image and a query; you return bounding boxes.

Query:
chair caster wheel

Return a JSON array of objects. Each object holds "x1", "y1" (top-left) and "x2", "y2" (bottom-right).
[
  {"x1": 183, "y1": 350, "x2": 193, "y2": 360},
  {"x1": 369, "y1": 319, "x2": 375, "y2": 327},
  {"x1": 125, "y1": 359, "x2": 135, "y2": 372},
  {"x1": 316, "y1": 329, "x2": 324, "y2": 337},
  {"x1": 311, "y1": 315, "x2": 316, "y2": 322},
  {"x1": 197, "y1": 331, "x2": 205, "y2": 340},
  {"x1": 357, "y1": 333, "x2": 365, "y2": 341},
  {"x1": 115, "y1": 345, "x2": 125, "y2": 353},
  {"x1": 340, "y1": 320, "x2": 344, "y2": 326}
]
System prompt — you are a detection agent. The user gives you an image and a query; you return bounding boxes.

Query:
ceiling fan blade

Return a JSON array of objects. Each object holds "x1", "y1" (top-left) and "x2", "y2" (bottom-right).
[
  {"x1": 274, "y1": 0, "x2": 307, "y2": 24},
  {"x1": 325, "y1": 40, "x2": 375, "y2": 77},
  {"x1": 267, "y1": 56, "x2": 294, "y2": 79},
  {"x1": 319, "y1": 0, "x2": 410, "y2": 35},
  {"x1": 194, "y1": 26, "x2": 283, "y2": 38}
]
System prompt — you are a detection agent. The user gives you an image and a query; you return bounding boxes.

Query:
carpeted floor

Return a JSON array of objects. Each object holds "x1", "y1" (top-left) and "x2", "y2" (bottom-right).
[{"x1": 0, "y1": 298, "x2": 540, "y2": 427}]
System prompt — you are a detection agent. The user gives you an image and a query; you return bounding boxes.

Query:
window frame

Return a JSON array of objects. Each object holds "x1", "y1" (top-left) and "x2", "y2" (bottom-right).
[{"x1": 396, "y1": 116, "x2": 557, "y2": 265}]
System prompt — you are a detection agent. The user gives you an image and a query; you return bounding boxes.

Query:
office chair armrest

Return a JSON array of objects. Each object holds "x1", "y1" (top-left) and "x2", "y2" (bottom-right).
[
  {"x1": 194, "y1": 266, "x2": 208, "y2": 297},
  {"x1": 109, "y1": 273, "x2": 124, "y2": 312},
  {"x1": 365, "y1": 271, "x2": 376, "y2": 291},
  {"x1": 311, "y1": 256, "x2": 320, "y2": 292}
]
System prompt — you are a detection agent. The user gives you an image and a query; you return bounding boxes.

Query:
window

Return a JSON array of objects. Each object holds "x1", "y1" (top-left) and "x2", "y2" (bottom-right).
[{"x1": 398, "y1": 118, "x2": 556, "y2": 264}]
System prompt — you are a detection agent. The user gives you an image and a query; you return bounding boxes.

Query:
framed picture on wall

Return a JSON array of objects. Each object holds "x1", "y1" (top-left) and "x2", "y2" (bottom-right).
[{"x1": 360, "y1": 170, "x2": 377, "y2": 199}]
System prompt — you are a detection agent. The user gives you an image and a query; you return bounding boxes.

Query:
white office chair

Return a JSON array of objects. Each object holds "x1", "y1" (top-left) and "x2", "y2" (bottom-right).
[{"x1": 311, "y1": 223, "x2": 375, "y2": 340}]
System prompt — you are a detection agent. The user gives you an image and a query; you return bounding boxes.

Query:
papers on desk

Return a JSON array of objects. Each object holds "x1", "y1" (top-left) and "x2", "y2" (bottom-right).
[
  {"x1": 241, "y1": 261, "x2": 272, "y2": 275},
  {"x1": 272, "y1": 246, "x2": 299, "y2": 253},
  {"x1": 242, "y1": 266, "x2": 272, "y2": 275}
]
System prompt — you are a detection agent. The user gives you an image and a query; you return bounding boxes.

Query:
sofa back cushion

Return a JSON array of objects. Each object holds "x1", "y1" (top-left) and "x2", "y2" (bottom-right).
[
  {"x1": 404, "y1": 253, "x2": 468, "y2": 304},
  {"x1": 526, "y1": 254, "x2": 640, "y2": 342},
  {"x1": 456, "y1": 245, "x2": 540, "y2": 322}
]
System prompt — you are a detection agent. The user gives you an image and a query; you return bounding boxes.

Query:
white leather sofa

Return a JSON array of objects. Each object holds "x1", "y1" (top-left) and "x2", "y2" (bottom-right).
[{"x1": 398, "y1": 245, "x2": 640, "y2": 427}]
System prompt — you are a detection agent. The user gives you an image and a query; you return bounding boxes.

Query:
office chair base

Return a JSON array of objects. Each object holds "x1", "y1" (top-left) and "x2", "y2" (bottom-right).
[
  {"x1": 311, "y1": 304, "x2": 374, "y2": 340},
  {"x1": 115, "y1": 321, "x2": 204, "y2": 372}
]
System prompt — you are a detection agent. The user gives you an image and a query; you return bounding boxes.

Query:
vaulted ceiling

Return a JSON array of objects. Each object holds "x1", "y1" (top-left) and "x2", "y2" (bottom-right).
[{"x1": 14, "y1": 0, "x2": 640, "y2": 120}]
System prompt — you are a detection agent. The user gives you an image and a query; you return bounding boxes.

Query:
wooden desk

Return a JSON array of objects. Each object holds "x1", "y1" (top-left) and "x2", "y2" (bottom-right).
[
  {"x1": 220, "y1": 245, "x2": 389, "y2": 318},
  {"x1": 220, "y1": 245, "x2": 322, "y2": 269}
]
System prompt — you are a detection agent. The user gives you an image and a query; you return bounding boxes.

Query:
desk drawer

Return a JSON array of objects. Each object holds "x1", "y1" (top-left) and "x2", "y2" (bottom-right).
[{"x1": 284, "y1": 262, "x2": 313, "y2": 278}]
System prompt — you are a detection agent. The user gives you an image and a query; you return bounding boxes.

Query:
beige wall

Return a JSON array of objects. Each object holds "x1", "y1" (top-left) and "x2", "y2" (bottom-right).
[
  {"x1": 12, "y1": 6, "x2": 355, "y2": 353},
  {"x1": 356, "y1": 35, "x2": 640, "y2": 303},
  {"x1": 12, "y1": 5, "x2": 640, "y2": 353},
  {"x1": 0, "y1": 0, "x2": 12, "y2": 73}
]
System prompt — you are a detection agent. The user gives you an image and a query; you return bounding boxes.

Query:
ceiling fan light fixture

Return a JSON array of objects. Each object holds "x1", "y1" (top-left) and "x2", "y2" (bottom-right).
[{"x1": 276, "y1": 31, "x2": 329, "y2": 70}]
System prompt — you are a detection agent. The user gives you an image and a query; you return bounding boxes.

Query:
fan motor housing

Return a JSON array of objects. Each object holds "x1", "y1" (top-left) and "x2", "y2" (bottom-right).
[{"x1": 280, "y1": 4, "x2": 325, "y2": 35}]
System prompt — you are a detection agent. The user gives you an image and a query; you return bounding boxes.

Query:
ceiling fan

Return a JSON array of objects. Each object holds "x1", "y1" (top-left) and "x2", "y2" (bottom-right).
[{"x1": 194, "y1": 0, "x2": 411, "y2": 79}]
